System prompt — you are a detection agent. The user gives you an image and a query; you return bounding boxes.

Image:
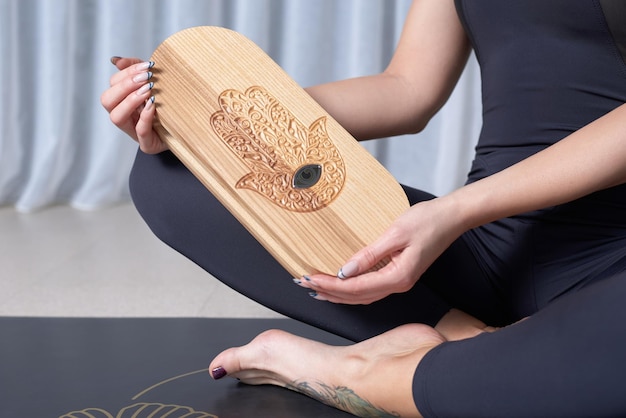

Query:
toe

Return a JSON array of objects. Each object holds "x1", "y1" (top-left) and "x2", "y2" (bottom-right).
[
  {"x1": 208, "y1": 329, "x2": 291, "y2": 382},
  {"x1": 209, "y1": 346, "x2": 238, "y2": 380}
]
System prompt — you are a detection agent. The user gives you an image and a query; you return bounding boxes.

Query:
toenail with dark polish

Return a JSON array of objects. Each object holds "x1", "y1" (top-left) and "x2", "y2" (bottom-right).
[{"x1": 211, "y1": 366, "x2": 227, "y2": 380}]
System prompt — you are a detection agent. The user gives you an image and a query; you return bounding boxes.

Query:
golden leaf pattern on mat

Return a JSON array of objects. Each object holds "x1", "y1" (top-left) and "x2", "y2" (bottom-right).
[
  {"x1": 210, "y1": 86, "x2": 345, "y2": 212},
  {"x1": 60, "y1": 402, "x2": 218, "y2": 418}
]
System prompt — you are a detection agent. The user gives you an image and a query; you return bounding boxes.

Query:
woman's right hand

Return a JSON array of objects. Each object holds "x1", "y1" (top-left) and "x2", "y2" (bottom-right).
[
  {"x1": 300, "y1": 195, "x2": 467, "y2": 305},
  {"x1": 100, "y1": 56, "x2": 168, "y2": 154}
]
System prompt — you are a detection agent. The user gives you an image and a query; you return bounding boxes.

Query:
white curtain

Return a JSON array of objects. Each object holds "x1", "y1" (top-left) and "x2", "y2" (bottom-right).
[{"x1": 0, "y1": 0, "x2": 481, "y2": 213}]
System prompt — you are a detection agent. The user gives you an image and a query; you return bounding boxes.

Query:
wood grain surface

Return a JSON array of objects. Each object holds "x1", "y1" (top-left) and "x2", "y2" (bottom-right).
[{"x1": 150, "y1": 26, "x2": 409, "y2": 277}]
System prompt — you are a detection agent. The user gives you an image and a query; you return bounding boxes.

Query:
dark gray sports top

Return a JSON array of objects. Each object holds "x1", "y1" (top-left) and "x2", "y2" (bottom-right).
[
  {"x1": 453, "y1": 1, "x2": 626, "y2": 317},
  {"x1": 455, "y1": 0, "x2": 626, "y2": 225}
]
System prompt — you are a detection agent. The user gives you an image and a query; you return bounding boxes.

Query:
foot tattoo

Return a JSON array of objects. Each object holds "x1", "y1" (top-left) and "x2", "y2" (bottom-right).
[{"x1": 287, "y1": 380, "x2": 400, "y2": 417}]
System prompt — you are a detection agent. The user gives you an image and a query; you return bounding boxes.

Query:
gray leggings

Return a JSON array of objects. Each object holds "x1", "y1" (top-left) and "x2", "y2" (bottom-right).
[{"x1": 130, "y1": 150, "x2": 626, "y2": 417}]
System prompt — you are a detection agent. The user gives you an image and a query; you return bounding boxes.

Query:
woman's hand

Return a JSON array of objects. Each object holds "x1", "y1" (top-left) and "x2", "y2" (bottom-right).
[
  {"x1": 299, "y1": 195, "x2": 466, "y2": 305},
  {"x1": 100, "y1": 56, "x2": 168, "y2": 154}
]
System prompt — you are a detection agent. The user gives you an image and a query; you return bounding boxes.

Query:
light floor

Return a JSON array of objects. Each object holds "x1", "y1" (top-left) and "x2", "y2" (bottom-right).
[{"x1": 0, "y1": 204, "x2": 282, "y2": 318}]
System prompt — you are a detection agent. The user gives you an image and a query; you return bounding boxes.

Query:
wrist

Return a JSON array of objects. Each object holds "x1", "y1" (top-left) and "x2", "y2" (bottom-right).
[{"x1": 442, "y1": 181, "x2": 493, "y2": 232}]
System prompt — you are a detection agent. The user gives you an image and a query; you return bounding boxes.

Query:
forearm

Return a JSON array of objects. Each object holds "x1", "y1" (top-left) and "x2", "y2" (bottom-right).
[
  {"x1": 304, "y1": 0, "x2": 471, "y2": 142},
  {"x1": 450, "y1": 103, "x2": 626, "y2": 231},
  {"x1": 305, "y1": 73, "x2": 433, "y2": 141}
]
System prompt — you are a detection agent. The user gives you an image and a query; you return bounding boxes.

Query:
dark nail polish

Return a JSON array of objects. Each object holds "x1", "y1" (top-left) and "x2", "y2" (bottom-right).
[
  {"x1": 308, "y1": 291, "x2": 318, "y2": 298},
  {"x1": 110, "y1": 56, "x2": 121, "y2": 65},
  {"x1": 211, "y1": 366, "x2": 227, "y2": 380},
  {"x1": 148, "y1": 60, "x2": 155, "y2": 68},
  {"x1": 303, "y1": 275, "x2": 312, "y2": 282}
]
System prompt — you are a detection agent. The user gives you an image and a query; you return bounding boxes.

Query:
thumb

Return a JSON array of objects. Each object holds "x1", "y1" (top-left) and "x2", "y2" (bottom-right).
[
  {"x1": 337, "y1": 231, "x2": 402, "y2": 279},
  {"x1": 110, "y1": 56, "x2": 144, "y2": 71}
]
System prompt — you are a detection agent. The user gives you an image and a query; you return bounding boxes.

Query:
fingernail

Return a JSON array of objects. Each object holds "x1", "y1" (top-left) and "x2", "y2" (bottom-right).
[
  {"x1": 308, "y1": 291, "x2": 328, "y2": 301},
  {"x1": 132, "y1": 71, "x2": 153, "y2": 83},
  {"x1": 136, "y1": 61, "x2": 155, "y2": 71},
  {"x1": 136, "y1": 81, "x2": 154, "y2": 96},
  {"x1": 143, "y1": 96, "x2": 155, "y2": 111},
  {"x1": 338, "y1": 260, "x2": 358, "y2": 279},
  {"x1": 293, "y1": 278, "x2": 303, "y2": 285},
  {"x1": 211, "y1": 366, "x2": 227, "y2": 380},
  {"x1": 303, "y1": 275, "x2": 317, "y2": 286},
  {"x1": 110, "y1": 56, "x2": 121, "y2": 65}
]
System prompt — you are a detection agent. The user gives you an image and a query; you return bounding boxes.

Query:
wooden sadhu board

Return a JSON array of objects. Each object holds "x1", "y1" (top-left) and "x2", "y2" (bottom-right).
[{"x1": 150, "y1": 26, "x2": 409, "y2": 277}]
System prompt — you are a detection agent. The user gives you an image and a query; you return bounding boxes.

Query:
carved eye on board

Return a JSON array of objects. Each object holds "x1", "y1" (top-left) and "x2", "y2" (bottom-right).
[
  {"x1": 293, "y1": 164, "x2": 322, "y2": 189},
  {"x1": 210, "y1": 86, "x2": 345, "y2": 212}
]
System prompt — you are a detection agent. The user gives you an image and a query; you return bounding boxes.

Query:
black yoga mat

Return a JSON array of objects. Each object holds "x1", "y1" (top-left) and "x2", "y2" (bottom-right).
[{"x1": 0, "y1": 317, "x2": 353, "y2": 417}]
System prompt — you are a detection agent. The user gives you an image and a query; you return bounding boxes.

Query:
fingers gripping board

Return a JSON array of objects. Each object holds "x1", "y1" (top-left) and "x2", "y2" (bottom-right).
[{"x1": 150, "y1": 26, "x2": 409, "y2": 277}]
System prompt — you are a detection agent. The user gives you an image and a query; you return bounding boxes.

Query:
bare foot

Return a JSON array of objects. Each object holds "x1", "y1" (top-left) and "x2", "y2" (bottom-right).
[{"x1": 209, "y1": 323, "x2": 446, "y2": 417}]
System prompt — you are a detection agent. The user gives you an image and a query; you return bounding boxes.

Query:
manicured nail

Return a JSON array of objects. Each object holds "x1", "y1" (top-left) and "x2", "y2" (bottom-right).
[
  {"x1": 303, "y1": 275, "x2": 318, "y2": 286},
  {"x1": 143, "y1": 96, "x2": 155, "y2": 111},
  {"x1": 337, "y1": 260, "x2": 358, "y2": 279},
  {"x1": 293, "y1": 278, "x2": 302, "y2": 285},
  {"x1": 110, "y1": 56, "x2": 122, "y2": 65},
  {"x1": 136, "y1": 61, "x2": 155, "y2": 71},
  {"x1": 211, "y1": 366, "x2": 227, "y2": 380},
  {"x1": 308, "y1": 291, "x2": 328, "y2": 301},
  {"x1": 132, "y1": 71, "x2": 153, "y2": 83},
  {"x1": 136, "y1": 81, "x2": 154, "y2": 96}
]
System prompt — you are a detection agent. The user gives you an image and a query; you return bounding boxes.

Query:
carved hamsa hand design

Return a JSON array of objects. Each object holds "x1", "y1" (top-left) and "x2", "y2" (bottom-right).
[{"x1": 210, "y1": 86, "x2": 345, "y2": 212}]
